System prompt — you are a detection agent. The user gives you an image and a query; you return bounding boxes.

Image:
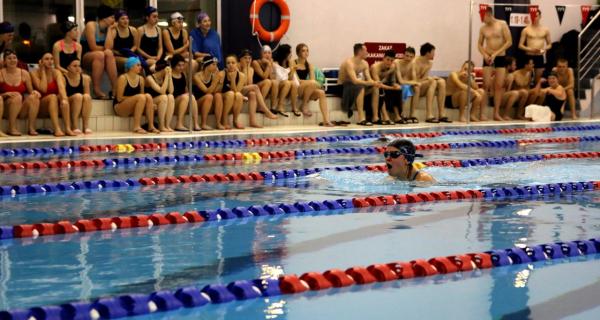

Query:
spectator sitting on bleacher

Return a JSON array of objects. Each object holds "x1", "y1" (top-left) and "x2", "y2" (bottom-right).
[
  {"x1": 193, "y1": 55, "x2": 223, "y2": 130},
  {"x1": 500, "y1": 56, "x2": 523, "y2": 120},
  {"x1": 552, "y1": 58, "x2": 577, "y2": 120},
  {"x1": 136, "y1": 6, "x2": 163, "y2": 73},
  {"x1": 62, "y1": 58, "x2": 93, "y2": 134},
  {"x1": 272, "y1": 44, "x2": 299, "y2": 117},
  {"x1": 238, "y1": 49, "x2": 278, "y2": 128},
  {"x1": 144, "y1": 60, "x2": 174, "y2": 132},
  {"x1": 292, "y1": 43, "x2": 333, "y2": 127},
  {"x1": 413, "y1": 43, "x2": 451, "y2": 123},
  {"x1": 191, "y1": 12, "x2": 223, "y2": 69},
  {"x1": 0, "y1": 22, "x2": 14, "y2": 69},
  {"x1": 162, "y1": 12, "x2": 196, "y2": 72},
  {"x1": 446, "y1": 61, "x2": 486, "y2": 122},
  {"x1": 32, "y1": 52, "x2": 75, "y2": 136},
  {"x1": 170, "y1": 54, "x2": 194, "y2": 130},
  {"x1": 53, "y1": 21, "x2": 81, "y2": 75},
  {"x1": 511, "y1": 58, "x2": 539, "y2": 120},
  {"x1": 251, "y1": 45, "x2": 277, "y2": 112},
  {"x1": 370, "y1": 49, "x2": 401, "y2": 125},
  {"x1": 0, "y1": 49, "x2": 41, "y2": 136},
  {"x1": 113, "y1": 57, "x2": 157, "y2": 134},
  {"x1": 106, "y1": 10, "x2": 142, "y2": 73},
  {"x1": 395, "y1": 47, "x2": 421, "y2": 123},
  {"x1": 81, "y1": 5, "x2": 117, "y2": 99},
  {"x1": 338, "y1": 43, "x2": 378, "y2": 126},
  {"x1": 220, "y1": 54, "x2": 245, "y2": 129}
]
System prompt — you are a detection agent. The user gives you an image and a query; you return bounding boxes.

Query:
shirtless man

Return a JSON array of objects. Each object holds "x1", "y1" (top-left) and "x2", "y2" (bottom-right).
[
  {"x1": 552, "y1": 58, "x2": 577, "y2": 119},
  {"x1": 338, "y1": 43, "x2": 378, "y2": 126},
  {"x1": 413, "y1": 42, "x2": 450, "y2": 123},
  {"x1": 511, "y1": 58, "x2": 539, "y2": 119},
  {"x1": 446, "y1": 61, "x2": 486, "y2": 122},
  {"x1": 499, "y1": 56, "x2": 525, "y2": 120},
  {"x1": 394, "y1": 47, "x2": 421, "y2": 123},
  {"x1": 519, "y1": 10, "x2": 551, "y2": 84},
  {"x1": 370, "y1": 50, "x2": 401, "y2": 124},
  {"x1": 478, "y1": 6, "x2": 513, "y2": 121}
]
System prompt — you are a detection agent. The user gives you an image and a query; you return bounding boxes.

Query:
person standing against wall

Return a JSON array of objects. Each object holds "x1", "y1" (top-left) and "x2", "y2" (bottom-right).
[
  {"x1": 518, "y1": 10, "x2": 551, "y2": 84},
  {"x1": 190, "y1": 13, "x2": 223, "y2": 69}
]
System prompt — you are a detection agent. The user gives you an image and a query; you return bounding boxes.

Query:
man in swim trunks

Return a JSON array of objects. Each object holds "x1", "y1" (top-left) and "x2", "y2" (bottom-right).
[
  {"x1": 499, "y1": 56, "x2": 523, "y2": 120},
  {"x1": 552, "y1": 58, "x2": 577, "y2": 119},
  {"x1": 370, "y1": 49, "x2": 401, "y2": 125},
  {"x1": 518, "y1": 10, "x2": 551, "y2": 84},
  {"x1": 511, "y1": 58, "x2": 540, "y2": 119},
  {"x1": 413, "y1": 43, "x2": 450, "y2": 123},
  {"x1": 385, "y1": 139, "x2": 434, "y2": 182},
  {"x1": 478, "y1": 6, "x2": 513, "y2": 121},
  {"x1": 395, "y1": 47, "x2": 421, "y2": 123},
  {"x1": 338, "y1": 43, "x2": 378, "y2": 126}
]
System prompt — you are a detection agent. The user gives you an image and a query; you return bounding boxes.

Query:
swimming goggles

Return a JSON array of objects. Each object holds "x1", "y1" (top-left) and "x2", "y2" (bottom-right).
[{"x1": 383, "y1": 148, "x2": 423, "y2": 159}]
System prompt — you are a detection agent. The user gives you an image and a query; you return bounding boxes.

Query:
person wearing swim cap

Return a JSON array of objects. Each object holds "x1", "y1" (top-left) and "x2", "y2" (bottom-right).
[
  {"x1": 190, "y1": 12, "x2": 223, "y2": 69},
  {"x1": 384, "y1": 139, "x2": 434, "y2": 182}
]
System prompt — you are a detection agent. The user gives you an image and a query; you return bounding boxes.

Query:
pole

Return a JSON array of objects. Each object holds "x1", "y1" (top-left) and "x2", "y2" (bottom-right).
[
  {"x1": 466, "y1": 0, "x2": 474, "y2": 124},
  {"x1": 188, "y1": 36, "x2": 194, "y2": 134}
]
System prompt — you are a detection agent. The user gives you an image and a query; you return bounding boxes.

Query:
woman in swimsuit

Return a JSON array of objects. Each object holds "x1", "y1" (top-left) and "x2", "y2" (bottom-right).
[
  {"x1": 136, "y1": 6, "x2": 162, "y2": 72},
  {"x1": 539, "y1": 72, "x2": 567, "y2": 121},
  {"x1": 193, "y1": 55, "x2": 223, "y2": 130},
  {"x1": 81, "y1": 4, "x2": 117, "y2": 99},
  {"x1": 293, "y1": 43, "x2": 333, "y2": 126},
  {"x1": 384, "y1": 139, "x2": 434, "y2": 183},
  {"x1": 62, "y1": 58, "x2": 93, "y2": 134},
  {"x1": 32, "y1": 53, "x2": 74, "y2": 136},
  {"x1": 113, "y1": 57, "x2": 157, "y2": 134},
  {"x1": 272, "y1": 44, "x2": 299, "y2": 117},
  {"x1": 251, "y1": 45, "x2": 277, "y2": 111},
  {"x1": 238, "y1": 49, "x2": 278, "y2": 128},
  {"x1": 219, "y1": 55, "x2": 245, "y2": 129},
  {"x1": 163, "y1": 12, "x2": 197, "y2": 72},
  {"x1": 105, "y1": 10, "x2": 139, "y2": 72},
  {"x1": 52, "y1": 21, "x2": 82, "y2": 75},
  {"x1": 0, "y1": 50, "x2": 41, "y2": 136},
  {"x1": 168, "y1": 54, "x2": 193, "y2": 131},
  {"x1": 145, "y1": 60, "x2": 174, "y2": 132}
]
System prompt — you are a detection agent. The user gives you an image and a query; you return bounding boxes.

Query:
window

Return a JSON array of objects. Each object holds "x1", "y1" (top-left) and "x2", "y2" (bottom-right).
[
  {"x1": 3, "y1": 0, "x2": 76, "y2": 63},
  {"x1": 84, "y1": 0, "x2": 149, "y2": 29},
  {"x1": 157, "y1": 0, "x2": 216, "y2": 31}
]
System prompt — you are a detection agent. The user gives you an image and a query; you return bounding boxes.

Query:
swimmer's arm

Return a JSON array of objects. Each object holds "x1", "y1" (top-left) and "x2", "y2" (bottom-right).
[
  {"x1": 477, "y1": 30, "x2": 489, "y2": 59},
  {"x1": 565, "y1": 68, "x2": 575, "y2": 90},
  {"x1": 544, "y1": 29, "x2": 552, "y2": 52},
  {"x1": 518, "y1": 28, "x2": 531, "y2": 52},
  {"x1": 493, "y1": 22, "x2": 513, "y2": 57},
  {"x1": 449, "y1": 72, "x2": 468, "y2": 90},
  {"x1": 417, "y1": 172, "x2": 435, "y2": 183},
  {"x1": 345, "y1": 61, "x2": 369, "y2": 86},
  {"x1": 505, "y1": 74, "x2": 515, "y2": 91},
  {"x1": 363, "y1": 61, "x2": 375, "y2": 84}
]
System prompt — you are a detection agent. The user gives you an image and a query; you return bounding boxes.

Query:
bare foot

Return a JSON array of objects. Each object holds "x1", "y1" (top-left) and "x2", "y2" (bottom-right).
[
  {"x1": 65, "y1": 129, "x2": 77, "y2": 136},
  {"x1": 479, "y1": 115, "x2": 488, "y2": 121},
  {"x1": 571, "y1": 115, "x2": 578, "y2": 120},
  {"x1": 517, "y1": 116, "x2": 527, "y2": 120},
  {"x1": 503, "y1": 116, "x2": 512, "y2": 121},
  {"x1": 0, "y1": 131, "x2": 7, "y2": 137},
  {"x1": 9, "y1": 129, "x2": 22, "y2": 136},
  {"x1": 302, "y1": 107, "x2": 313, "y2": 117},
  {"x1": 29, "y1": 130, "x2": 39, "y2": 136},
  {"x1": 94, "y1": 90, "x2": 109, "y2": 99},
  {"x1": 459, "y1": 117, "x2": 467, "y2": 122},
  {"x1": 216, "y1": 124, "x2": 226, "y2": 130},
  {"x1": 84, "y1": 128, "x2": 93, "y2": 134},
  {"x1": 133, "y1": 127, "x2": 148, "y2": 134},
  {"x1": 234, "y1": 122, "x2": 245, "y2": 129},
  {"x1": 224, "y1": 124, "x2": 231, "y2": 130},
  {"x1": 493, "y1": 114, "x2": 504, "y2": 121},
  {"x1": 470, "y1": 117, "x2": 480, "y2": 122},
  {"x1": 174, "y1": 126, "x2": 188, "y2": 131},
  {"x1": 250, "y1": 123, "x2": 263, "y2": 128},
  {"x1": 149, "y1": 127, "x2": 161, "y2": 134},
  {"x1": 201, "y1": 125, "x2": 213, "y2": 130},
  {"x1": 193, "y1": 126, "x2": 202, "y2": 131}
]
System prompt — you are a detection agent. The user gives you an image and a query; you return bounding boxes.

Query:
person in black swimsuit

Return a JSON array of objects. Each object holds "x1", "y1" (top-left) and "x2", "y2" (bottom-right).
[
  {"x1": 251, "y1": 45, "x2": 277, "y2": 111},
  {"x1": 385, "y1": 139, "x2": 434, "y2": 183},
  {"x1": 62, "y1": 58, "x2": 93, "y2": 134},
  {"x1": 169, "y1": 54, "x2": 195, "y2": 130},
  {"x1": 193, "y1": 55, "x2": 223, "y2": 130},
  {"x1": 219, "y1": 54, "x2": 245, "y2": 129},
  {"x1": 539, "y1": 72, "x2": 566, "y2": 121},
  {"x1": 145, "y1": 60, "x2": 174, "y2": 132},
  {"x1": 52, "y1": 21, "x2": 82, "y2": 74},
  {"x1": 113, "y1": 57, "x2": 157, "y2": 134},
  {"x1": 239, "y1": 49, "x2": 278, "y2": 128},
  {"x1": 163, "y1": 12, "x2": 197, "y2": 72},
  {"x1": 136, "y1": 6, "x2": 162, "y2": 72},
  {"x1": 105, "y1": 10, "x2": 140, "y2": 72}
]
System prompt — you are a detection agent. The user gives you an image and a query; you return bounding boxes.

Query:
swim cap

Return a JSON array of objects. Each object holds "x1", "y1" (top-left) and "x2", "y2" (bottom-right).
[
  {"x1": 124, "y1": 57, "x2": 140, "y2": 71},
  {"x1": 60, "y1": 21, "x2": 78, "y2": 34},
  {"x1": 0, "y1": 22, "x2": 14, "y2": 34},
  {"x1": 170, "y1": 12, "x2": 184, "y2": 21},
  {"x1": 387, "y1": 139, "x2": 423, "y2": 163},
  {"x1": 97, "y1": 5, "x2": 114, "y2": 20},
  {"x1": 154, "y1": 59, "x2": 167, "y2": 72},
  {"x1": 145, "y1": 6, "x2": 157, "y2": 17},
  {"x1": 239, "y1": 49, "x2": 252, "y2": 59},
  {"x1": 114, "y1": 9, "x2": 128, "y2": 21},
  {"x1": 202, "y1": 55, "x2": 217, "y2": 68},
  {"x1": 262, "y1": 45, "x2": 272, "y2": 53},
  {"x1": 196, "y1": 12, "x2": 209, "y2": 23},
  {"x1": 170, "y1": 54, "x2": 185, "y2": 67}
]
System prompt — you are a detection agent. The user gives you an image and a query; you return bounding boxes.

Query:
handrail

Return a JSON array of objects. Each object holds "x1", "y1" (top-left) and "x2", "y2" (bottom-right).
[
  {"x1": 577, "y1": 9, "x2": 600, "y2": 108},
  {"x1": 581, "y1": 31, "x2": 600, "y2": 53},
  {"x1": 580, "y1": 9, "x2": 600, "y2": 36},
  {"x1": 580, "y1": 49, "x2": 600, "y2": 72},
  {"x1": 591, "y1": 74, "x2": 600, "y2": 120}
]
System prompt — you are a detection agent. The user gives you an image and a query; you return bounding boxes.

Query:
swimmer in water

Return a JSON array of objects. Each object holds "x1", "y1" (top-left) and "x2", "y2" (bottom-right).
[{"x1": 385, "y1": 139, "x2": 435, "y2": 182}]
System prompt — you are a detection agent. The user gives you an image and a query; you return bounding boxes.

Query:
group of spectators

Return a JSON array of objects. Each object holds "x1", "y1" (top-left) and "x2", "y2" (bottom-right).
[{"x1": 0, "y1": 5, "x2": 580, "y2": 138}]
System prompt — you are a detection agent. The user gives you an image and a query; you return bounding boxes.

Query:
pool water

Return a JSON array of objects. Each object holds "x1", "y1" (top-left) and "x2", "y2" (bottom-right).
[{"x1": 0, "y1": 123, "x2": 599, "y2": 319}]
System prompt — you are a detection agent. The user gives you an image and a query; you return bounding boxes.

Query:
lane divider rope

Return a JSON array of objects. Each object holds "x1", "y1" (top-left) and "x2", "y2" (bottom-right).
[
  {"x1": 1, "y1": 136, "x2": 599, "y2": 172},
  {"x1": 1, "y1": 151, "x2": 599, "y2": 201},
  {"x1": 1, "y1": 180, "x2": 598, "y2": 241},
  {"x1": 1, "y1": 237, "x2": 598, "y2": 319},
  {"x1": 1, "y1": 125, "x2": 599, "y2": 158}
]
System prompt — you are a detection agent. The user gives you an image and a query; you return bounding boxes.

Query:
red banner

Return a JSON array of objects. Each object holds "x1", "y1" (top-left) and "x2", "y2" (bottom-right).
[
  {"x1": 364, "y1": 43, "x2": 406, "y2": 65},
  {"x1": 581, "y1": 5, "x2": 592, "y2": 25},
  {"x1": 479, "y1": 4, "x2": 489, "y2": 22},
  {"x1": 529, "y1": 5, "x2": 539, "y2": 24}
]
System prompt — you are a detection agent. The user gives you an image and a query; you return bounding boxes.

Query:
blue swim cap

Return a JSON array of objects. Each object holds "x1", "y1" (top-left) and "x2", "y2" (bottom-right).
[{"x1": 124, "y1": 57, "x2": 140, "y2": 71}]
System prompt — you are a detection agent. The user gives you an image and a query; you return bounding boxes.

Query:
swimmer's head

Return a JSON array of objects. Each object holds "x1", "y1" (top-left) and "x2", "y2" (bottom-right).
[
  {"x1": 383, "y1": 50, "x2": 396, "y2": 67},
  {"x1": 420, "y1": 42, "x2": 435, "y2": 60},
  {"x1": 460, "y1": 60, "x2": 474, "y2": 73},
  {"x1": 384, "y1": 139, "x2": 423, "y2": 178},
  {"x1": 483, "y1": 6, "x2": 494, "y2": 23},
  {"x1": 353, "y1": 43, "x2": 367, "y2": 59},
  {"x1": 547, "y1": 71, "x2": 559, "y2": 86},
  {"x1": 404, "y1": 47, "x2": 415, "y2": 61},
  {"x1": 505, "y1": 56, "x2": 516, "y2": 72},
  {"x1": 522, "y1": 58, "x2": 535, "y2": 71}
]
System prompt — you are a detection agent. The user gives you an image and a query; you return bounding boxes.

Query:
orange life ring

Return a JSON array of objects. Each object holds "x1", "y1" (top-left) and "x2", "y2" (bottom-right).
[{"x1": 249, "y1": 0, "x2": 290, "y2": 43}]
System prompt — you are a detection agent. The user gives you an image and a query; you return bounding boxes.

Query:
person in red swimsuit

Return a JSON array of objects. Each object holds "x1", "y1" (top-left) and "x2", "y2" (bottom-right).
[
  {"x1": 0, "y1": 49, "x2": 41, "y2": 136},
  {"x1": 32, "y1": 52, "x2": 74, "y2": 136}
]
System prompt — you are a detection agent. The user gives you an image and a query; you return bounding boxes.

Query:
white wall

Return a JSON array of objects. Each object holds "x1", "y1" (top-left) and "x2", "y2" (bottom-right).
[{"x1": 283, "y1": 0, "x2": 596, "y2": 71}]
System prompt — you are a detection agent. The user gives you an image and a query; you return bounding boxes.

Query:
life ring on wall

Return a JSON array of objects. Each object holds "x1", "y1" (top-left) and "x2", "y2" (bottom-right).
[{"x1": 249, "y1": 0, "x2": 291, "y2": 43}]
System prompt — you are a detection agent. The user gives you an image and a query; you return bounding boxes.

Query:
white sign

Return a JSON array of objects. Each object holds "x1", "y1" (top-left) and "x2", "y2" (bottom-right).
[{"x1": 509, "y1": 13, "x2": 532, "y2": 27}]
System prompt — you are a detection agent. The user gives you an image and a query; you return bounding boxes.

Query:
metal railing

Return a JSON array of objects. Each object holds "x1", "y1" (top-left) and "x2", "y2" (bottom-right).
[{"x1": 578, "y1": 10, "x2": 600, "y2": 116}]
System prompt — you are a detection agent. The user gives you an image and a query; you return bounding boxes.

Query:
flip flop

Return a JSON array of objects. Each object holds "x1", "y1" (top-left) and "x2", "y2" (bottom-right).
[
  {"x1": 318, "y1": 122, "x2": 335, "y2": 127},
  {"x1": 332, "y1": 121, "x2": 348, "y2": 127},
  {"x1": 406, "y1": 117, "x2": 419, "y2": 123},
  {"x1": 276, "y1": 110, "x2": 289, "y2": 118},
  {"x1": 425, "y1": 118, "x2": 439, "y2": 123},
  {"x1": 357, "y1": 120, "x2": 373, "y2": 126},
  {"x1": 438, "y1": 117, "x2": 453, "y2": 123},
  {"x1": 291, "y1": 110, "x2": 302, "y2": 117}
]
